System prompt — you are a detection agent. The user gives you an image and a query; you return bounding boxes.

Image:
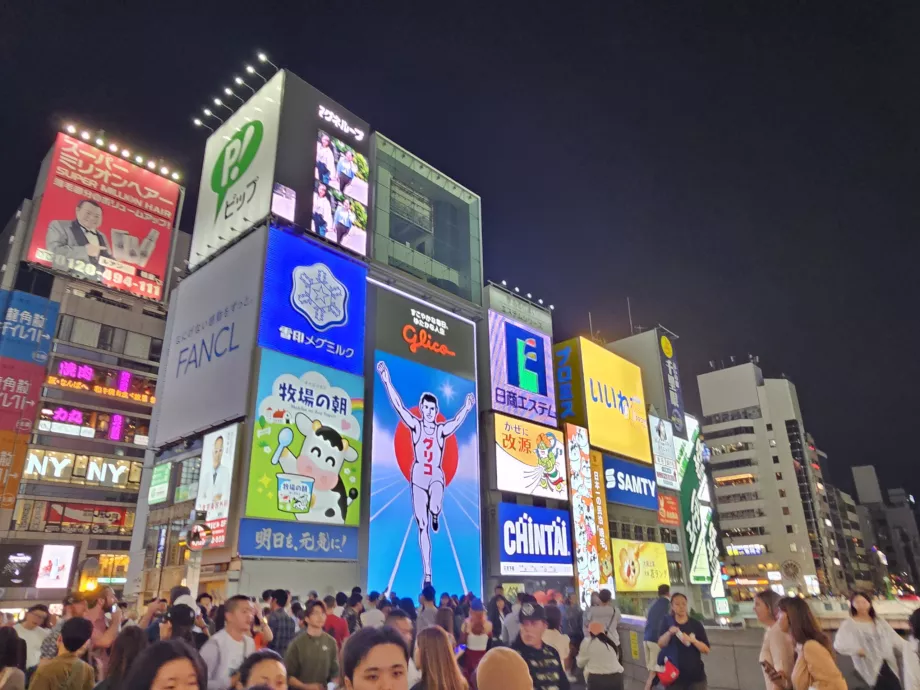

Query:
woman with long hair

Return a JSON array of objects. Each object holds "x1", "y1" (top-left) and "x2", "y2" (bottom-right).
[
  {"x1": 577, "y1": 620, "x2": 624, "y2": 690},
  {"x1": 414, "y1": 627, "x2": 467, "y2": 690},
  {"x1": 95, "y1": 625, "x2": 148, "y2": 690},
  {"x1": 656, "y1": 593, "x2": 710, "y2": 690},
  {"x1": 122, "y1": 639, "x2": 207, "y2": 690},
  {"x1": 834, "y1": 592, "x2": 906, "y2": 690},
  {"x1": 543, "y1": 605, "x2": 572, "y2": 681},
  {"x1": 487, "y1": 596, "x2": 507, "y2": 640},
  {"x1": 753, "y1": 589, "x2": 794, "y2": 690},
  {"x1": 0, "y1": 628, "x2": 25, "y2": 690},
  {"x1": 459, "y1": 600, "x2": 492, "y2": 687},
  {"x1": 436, "y1": 607, "x2": 458, "y2": 647},
  {"x1": 770, "y1": 598, "x2": 846, "y2": 690}
]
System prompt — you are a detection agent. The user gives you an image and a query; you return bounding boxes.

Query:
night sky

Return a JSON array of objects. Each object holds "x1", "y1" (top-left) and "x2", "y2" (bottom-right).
[{"x1": 1, "y1": 2, "x2": 917, "y2": 495}]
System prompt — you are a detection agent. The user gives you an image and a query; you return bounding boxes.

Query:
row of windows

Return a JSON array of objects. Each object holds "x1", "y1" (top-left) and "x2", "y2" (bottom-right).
[
  {"x1": 710, "y1": 441, "x2": 755, "y2": 455},
  {"x1": 715, "y1": 475, "x2": 757, "y2": 487},
  {"x1": 720, "y1": 508, "x2": 767, "y2": 521},
  {"x1": 704, "y1": 406, "x2": 762, "y2": 425},
  {"x1": 57, "y1": 315, "x2": 163, "y2": 363},
  {"x1": 704, "y1": 425, "x2": 755, "y2": 440},
  {"x1": 718, "y1": 491, "x2": 761, "y2": 504},
  {"x1": 608, "y1": 522, "x2": 679, "y2": 545},
  {"x1": 722, "y1": 526, "x2": 768, "y2": 538},
  {"x1": 712, "y1": 458, "x2": 757, "y2": 470}
]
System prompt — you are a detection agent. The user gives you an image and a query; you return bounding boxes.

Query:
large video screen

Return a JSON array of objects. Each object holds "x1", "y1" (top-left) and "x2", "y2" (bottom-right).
[
  {"x1": 367, "y1": 286, "x2": 480, "y2": 596},
  {"x1": 28, "y1": 133, "x2": 180, "y2": 300},
  {"x1": 196, "y1": 423, "x2": 239, "y2": 548},
  {"x1": 311, "y1": 130, "x2": 369, "y2": 256}
]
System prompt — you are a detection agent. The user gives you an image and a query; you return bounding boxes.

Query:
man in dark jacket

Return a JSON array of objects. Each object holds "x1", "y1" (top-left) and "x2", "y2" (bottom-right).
[{"x1": 510, "y1": 603, "x2": 569, "y2": 690}]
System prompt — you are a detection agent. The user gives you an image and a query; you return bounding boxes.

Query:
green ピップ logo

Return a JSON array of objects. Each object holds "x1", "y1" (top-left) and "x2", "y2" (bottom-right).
[{"x1": 211, "y1": 120, "x2": 264, "y2": 220}]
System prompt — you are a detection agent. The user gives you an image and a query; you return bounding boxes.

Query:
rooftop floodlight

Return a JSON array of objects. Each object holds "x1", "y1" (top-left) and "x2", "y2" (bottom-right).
[
  {"x1": 245, "y1": 64, "x2": 267, "y2": 82},
  {"x1": 234, "y1": 75, "x2": 256, "y2": 93},
  {"x1": 257, "y1": 51, "x2": 278, "y2": 69}
]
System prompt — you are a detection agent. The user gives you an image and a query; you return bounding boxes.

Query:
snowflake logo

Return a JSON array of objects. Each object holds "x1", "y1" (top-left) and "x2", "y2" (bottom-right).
[{"x1": 290, "y1": 263, "x2": 349, "y2": 332}]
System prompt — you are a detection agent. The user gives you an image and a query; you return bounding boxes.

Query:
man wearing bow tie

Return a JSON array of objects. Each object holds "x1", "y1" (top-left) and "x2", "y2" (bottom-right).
[{"x1": 44, "y1": 199, "x2": 112, "y2": 276}]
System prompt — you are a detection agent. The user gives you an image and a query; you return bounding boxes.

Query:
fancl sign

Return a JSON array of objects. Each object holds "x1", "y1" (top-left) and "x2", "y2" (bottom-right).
[{"x1": 498, "y1": 502, "x2": 573, "y2": 576}]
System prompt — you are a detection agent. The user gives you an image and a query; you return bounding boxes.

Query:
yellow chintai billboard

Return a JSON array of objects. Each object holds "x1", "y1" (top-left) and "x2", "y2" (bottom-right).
[
  {"x1": 610, "y1": 539, "x2": 670, "y2": 593},
  {"x1": 553, "y1": 337, "x2": 652, "y2": 464}
]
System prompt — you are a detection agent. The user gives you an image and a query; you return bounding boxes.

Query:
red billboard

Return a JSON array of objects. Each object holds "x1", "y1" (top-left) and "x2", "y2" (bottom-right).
[
  {"x1": 28, "y1": 133, "x2": 181, "y2": 301},
  {"x1": 0, "y1": 357, "x2": 46, "y2": 434}
]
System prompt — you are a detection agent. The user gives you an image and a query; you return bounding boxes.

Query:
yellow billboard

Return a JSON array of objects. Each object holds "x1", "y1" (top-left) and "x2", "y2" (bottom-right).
[
  {"x1": 554, "y1": 337, "x2": 652, "y2": 464},
  {"x1": 610, "y1": 539, "x2": 670, "y2": 593}
]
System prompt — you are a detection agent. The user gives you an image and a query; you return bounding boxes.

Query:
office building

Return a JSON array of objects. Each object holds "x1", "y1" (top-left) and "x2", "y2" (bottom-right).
[
  {"x1": 697, "y1": 362, "x2": 831, "y2": 598},
  {"x1": 826, "y1": 485, "x2": 874, "y2": 592}
]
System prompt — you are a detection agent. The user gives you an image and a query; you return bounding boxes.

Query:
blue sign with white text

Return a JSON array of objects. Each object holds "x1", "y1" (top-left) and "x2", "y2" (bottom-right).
[
  {"x1": 602, "y1": 455, "x2": 658, "y2": 511},
  {"x1": 259, "y1": 227, "x2": 367, "y2": 375},
  {"x1": 498, "y1": 502, "x2": 573, "y2": 576},
  {"x1": 0, "y1": 290, "x2": 60, "y2": 365},
  {"x1": 238, "y1": 518, "x2": 358, "y2": 560}
]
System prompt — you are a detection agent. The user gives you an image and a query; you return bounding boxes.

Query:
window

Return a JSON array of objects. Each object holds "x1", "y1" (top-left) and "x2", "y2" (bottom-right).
[
  {"x1": 775, "y1": 472, "x2": 783, "y2": 481},
  {"x1": 786, "y1": 525, "x2": 794, "y2": 534},
  {"x1": 660, "y1": 528, "x2": 679, "y2": 544},
  {"x1": 111, "y1": 328, "x2": 127, "y2": 354},
  {"x1": 703, "y1": 426, "x2": 755, "y2": 440},
  {"x1": 783, "y1": 507, "x2": 790, "y2": 515},
  {"x1": 71, "y1": 318, "x2": 101, "y2": 347},
  {"x1": 779, "y1": 489, "x2": 787, "y2": 498},
  {"x1": 766, "y1": 424, "x2": 773, "y2": 431},
  {"x1": 98, "y1": 324, "x2": 116, "y2": 351},
  {"x1": 790, "y1": 543, "x2": 797, "y2": 552},
  {"x1": 57, "y1": 314, "x2": 74, "y2": 341},
  {"x1": 125, "y1": 332, "x2": 152, "y2": 359},
  {"x1": 646, "y1": 526, "x2": 658, "y2": 542},
  {"x1": 773, "y1": 456, "x2": 780, "y2": 464},
  {"x1": 150, "y1": 338, "x2": 163, "y2": 362}
]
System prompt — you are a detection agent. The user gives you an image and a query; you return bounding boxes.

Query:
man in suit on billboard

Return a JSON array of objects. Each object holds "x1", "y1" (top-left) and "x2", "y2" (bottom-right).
[{"x1": 44, "y1": 199, "x2": 112, "y2": 275}]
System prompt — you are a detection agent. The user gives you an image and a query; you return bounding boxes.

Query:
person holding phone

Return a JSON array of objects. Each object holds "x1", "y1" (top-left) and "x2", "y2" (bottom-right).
[
  {"x1": 754, "y1": 589, "x2": 795, "y2": 690},
  {"x1": 656, "y1": 593, "x2": 710, "y2": 690}
]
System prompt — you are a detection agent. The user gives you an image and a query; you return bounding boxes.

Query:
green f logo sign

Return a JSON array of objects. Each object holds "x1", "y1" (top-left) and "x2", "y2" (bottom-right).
[{"x1": 211, "y1": 120, "x2": 264, "y2": 220}]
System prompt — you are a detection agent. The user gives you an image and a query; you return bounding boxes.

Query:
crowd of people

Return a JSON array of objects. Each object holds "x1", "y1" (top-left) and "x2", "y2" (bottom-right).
[{"x1": 7, "y1": 582, "x2": 920, "y2": 690}]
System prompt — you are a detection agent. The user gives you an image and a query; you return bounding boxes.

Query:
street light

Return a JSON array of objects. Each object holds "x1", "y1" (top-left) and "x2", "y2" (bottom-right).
[
  {"x1": 257, "y1": 51, "x2": 278, "y2": 70},
  {"x1": 213, "y1": 97, "x2": 233, "y2": 113},
  {"x1": 234, "y1": 75, "x2": 256, "y2": 94},
  {"x1": 108, "y1": 143, "x2": 118, "y2": 152},
  {"x1": 224, "y1": 87, "x2": 244, "y2": 104},
  {"x1": 135, "y1": 155, "x2": 144, "y2": 164},
  {"x1": 65, "y1": 124, "x2": 76, "y2": 134},
  {"x1": 193, "y1": 118, "x2": 214, "y2": 132},
  {"x1": 171, "y1": 172, "x2": 180, "y2": 181},
  {"x1": 121, "y1": 149, "x2": 130, "y2": 158},
  {"x1": 202, "y1": 108, "x2": 224, "y2": 124},
  {"x1": 80, "y1": 131, "x2": 90, "y2": 141},
  {"x1": 244, "y1": 64, "x2": 267, "y2": 82}
]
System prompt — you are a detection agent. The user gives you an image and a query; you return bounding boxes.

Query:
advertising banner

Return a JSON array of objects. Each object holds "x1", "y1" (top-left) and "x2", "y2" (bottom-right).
[
  {"x1": 498, "y1": 502, "x2": 573, "y2": 576},
  {"x1": 155, "y1": 228, "x2": 264, "y2": 447},
  {"x1": 0, "y1": 430, "x2": 29, "y2": 510},
  {"x1": 0, "y1": 357, "x2": 45, "y2": 434},
  {"x1": 247, "y1": 350, "x2": 363, "y2": 525},
  {"x1": 601, "y1": 454, "x2": 658, "y2": 511},
  {"x1": 259, "y1": 228, "x2": 367, "y2": 375},
  {"x1": 488, "y1": 310, "x2": 556, "y2": 425},
  {"x1": 657, "y1": 330, "x2": 687, "y2": 440},
  {"x1": 494, "y1": 414, "x2": 566, "y2": 499},
  {"x1": 45, "y1": 502, "x2": 129, "y2": 531},
  {"x1": 190, "y1": 71, "x2": 283, "y2": 269},
  {"x1": 566, "y1": 424, "x2": 602, "y2": 608},
  {"x1": 658, "y1": 495, "x2": 680, "y2": 527},
  {"x1": 238, "y1": 518, "x2": 358, "y2": 560},
  {"x1": 368, "y1": 286, "x2": 480, "y2": 596},
  {"x1": 553, "y1": 337, "x2": 651, "y2": 464},
  {"x1": 196, "y1": 424, "x2": 239, "y2": 548},
  {"x1": 46, "y1": 359, "x2": 156, "y2": 405},
  {"x1": 35, "y1": 544, "x2": 75, "y2": 589},
  {"x1": 23, "y1": 451, "x2": 140, "y2": 489},
  {"x1": 649, "y1": 415, "x2": 679, "y2": 490},
  {"x1": 0, "y1": 291, "x2": 60, "y2": 365},
  {"x1": 0, "y1": 545, "x2": 42, "y2": 587},
  {"x1": 28, "y1": 133, "x2": 180, "y2": 300},
  {"x1": 588, "y1": 447, "x2": 614, "y2": 593},
  {"x1": 148, "y1": 463, "x2": 170, "y2": 505},
  {"x1": 610, "y1": 539, "x2": 670, "y2": 593},
  {"x1": 677, "y1": 416, "x2": 711, "y2": 584}
]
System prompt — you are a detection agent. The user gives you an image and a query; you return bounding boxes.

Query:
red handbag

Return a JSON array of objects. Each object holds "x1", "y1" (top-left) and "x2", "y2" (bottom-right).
[{"x1": 657, "y1": 657, "x2": 680, "y2": 687}]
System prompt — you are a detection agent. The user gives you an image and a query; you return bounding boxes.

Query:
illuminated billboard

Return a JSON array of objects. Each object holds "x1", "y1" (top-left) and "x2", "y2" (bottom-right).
[
  {"x1": 677, "y1": 416, "x2": 712, "y2": 585},
  {"x1": 190, "y1": 72, "x2": 282, "y2": 269},
  {"x1": 601, "y1": 453, "x2": 658, "y2": 511},
  {"x1": 46, "y1": 359, "x2": 156, "y2": 405},
  {"x1": 259, "y1": 228, "x2": 367, "y2": 375},
  {"x1": 488, "y1": 310, "x2": 555, "y2": 425},
  {"x1": 28, "y1": 133, "x2": 180, "y2": 300},
  {"x1": 311, "y1": 130, "x2": 369, "y2": 255},
  {"x1": 610, "y1": 539, "x2": 670, "y2": 593},
  {"x1": 553, "y1": 337, "x2": 651, "y2": 464},
  {"x1": 566, "y1": 424, "x2": 607, "y2": 608},
  {"x1": 196, "y1": 424, "x2": 239, "y2": 548},
  {"x1": 368, "y1": 285, "x2": 480, "y2": 595},
  {"x1": 0, "y1": 291, "x2": 60, "y2": 365},
  {"x1": 657, "y1": 331, "x2": 687, "y2": 439},
  {"x1": 247, "y1": 350, "x2": 363, "y2": 526},
  {"x1": 148, "y1": 463, "x2": 170, "y2": 505},
  {"x1": 494, "y1": 414, "x2": 566, "y2": 499},
  {"x1": 649, "y1": 415, "x2": 679, "y2": 490},
  {"x1": 498, "y1": 502, "x2": 573, "y2": 576}
]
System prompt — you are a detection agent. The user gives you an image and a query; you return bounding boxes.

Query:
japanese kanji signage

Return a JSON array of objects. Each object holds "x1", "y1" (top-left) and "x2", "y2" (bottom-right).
[
  {"x1": 238, "y1": 518, "x2": 358, "y2": 560},
  {"x1": 610, "y1": 539, "x2": 670, "y2": 593},
  {"x1": 155, "y1": 228, "x2": 264, "y2": 447},
  {"x1": 259, "y1": 228, "x2": 367, "y2": 375},
  {"x1": 658, "y1": 494, "x2": 681, "y2": 527},
  {"x1": 0, "y1": 291, "x2": 60, "y2": 365},
  {"x1": 28, "y1": 133, "x2": 180, "y2": 301},
  {"x1": 566, "y1": 424, "x2": 606, "y2": 608},
  {"x1": 374, "y1": 286, "x2": 476, "y2": 380},
  {"x1": 676, "y1": 415, "x2": 712, "y2": 585},
  {"x1": 0, "y1": 430, "x2": 30, "y2": 510},
  {"x1": 247, "y1": 349, "x2": 364, "y2": 526},
  {"x1": 0, "y1": 357, "x2": 45, "y2": 435},
  {"x1": 649, "y1": 415, "x2": 679, "y2": 490},
  {"x1": 46, "y1": 359, "x2": 156, "y2": 405},
  {"x1": 493, "y1": 414, "x2": 567, "y2": 500},
  {"x1": 488, "y1": 310, "x2": 556, "y2": 426},
  {"x1": 190, "y1": 71, "x2": 282, "y2": 269},
  {"x1": 658, "y1": 330, "x2": 687, "y2": 440},
  {"x1": 553, "y1": 337, "x2": 652, "y2": 464}
]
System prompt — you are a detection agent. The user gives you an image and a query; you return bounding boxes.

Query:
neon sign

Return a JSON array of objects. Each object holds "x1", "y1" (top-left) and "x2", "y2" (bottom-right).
[{"x1": 46, "y1": 360, "x2": 156, "y2": 404}]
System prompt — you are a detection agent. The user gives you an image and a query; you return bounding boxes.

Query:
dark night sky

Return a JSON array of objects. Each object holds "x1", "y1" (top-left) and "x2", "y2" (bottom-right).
[{"x1": 1, "y1": 2, "x2": 917, "y2": 495}]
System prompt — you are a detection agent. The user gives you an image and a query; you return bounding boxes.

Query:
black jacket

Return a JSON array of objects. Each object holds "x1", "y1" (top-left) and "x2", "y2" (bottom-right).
[{"x1": 511, "y1": 638, "x2": 570, "y2": 690}]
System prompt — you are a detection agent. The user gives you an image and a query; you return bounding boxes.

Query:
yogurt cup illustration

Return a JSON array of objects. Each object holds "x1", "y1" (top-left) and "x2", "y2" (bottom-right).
[{"x1": 277, "y1": 474, "x2": 314, "y2": 514}]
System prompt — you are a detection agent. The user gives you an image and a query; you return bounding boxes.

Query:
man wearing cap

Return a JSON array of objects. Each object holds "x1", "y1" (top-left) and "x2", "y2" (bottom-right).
[
  {"x1": 511, "y1": 603, "x2": 570, "y2": 690},
  {"x1": 40, "y1": 593, "x2": 88, "y2": 660}
]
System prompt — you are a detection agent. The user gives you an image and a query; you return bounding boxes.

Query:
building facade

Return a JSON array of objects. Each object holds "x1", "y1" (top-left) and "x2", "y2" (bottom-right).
[{"x1": 826, "y1": 485, "x2": 875, "y2": 592}]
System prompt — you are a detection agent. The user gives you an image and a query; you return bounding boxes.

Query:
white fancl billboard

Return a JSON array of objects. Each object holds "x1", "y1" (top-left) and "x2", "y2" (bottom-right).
[
  {"x1": 189, "y1": 71, "x2": 283, "y2": 269},
  {"x1": 154, "y1": 229, "x2": 264, "y2": 447}
]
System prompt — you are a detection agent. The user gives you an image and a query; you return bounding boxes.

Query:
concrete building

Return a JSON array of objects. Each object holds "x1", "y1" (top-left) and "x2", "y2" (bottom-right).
[
  {"x1": 697, "y1": 362, "x2": 831, "y2": 599},
  {"x1": 826, "y1": 485, "x2": 875, "y2": 592}
]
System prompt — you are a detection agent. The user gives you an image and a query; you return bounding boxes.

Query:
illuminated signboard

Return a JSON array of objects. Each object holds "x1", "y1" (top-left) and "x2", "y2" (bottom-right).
[
  {"x1": 610, "y1": 539, "x2": 670, "y2": 593},
  {"x1": 28, "y1": 133, "x2": 180, "y2": 300},
  {"x1": 658, "y1": 495, "x2": 680, "y2": 527},
  {"x1": 677, "y1": 416, "x2": 712, "y2": 585},
  {"x1": 488, "y1": 310, "x2": 556, "y2": 425},
  {"x1": 23, "y1": 450, "x2": 143, "y2": 489},
  {"x1": 497, "y1": 502, "x2": 573, "y2": 576},
  {"x1": 657, "y1": 330, "x2": 687, "y2": 439},
  {"x1": 37, "y1": 405, "x2": 148, "y2": 445},
  {"x1": 566, "y1": 424, "x2": 604, "y2": 608},
  {"x1": 601, "y1": 453, "x2": 658, "y2": 511},
  {"x1": 0, "y1": 290, "x2": 60, "y2": 364},
  {"x1": 649, "y1": 415, "x2": 679, "y2": 490},
  {"x1": 553, "y1": 337, "x2": 651, "y2": 464},
  {"x1": 494, "y1": 414, "x2": 567, "y2": 500},
  {"x1": 726, "y1": 544, "x2": 766, "y2": 557},
  {"x1": 46, "y1": 359, "x2": 156, "y2": 404},
  {"x1": 148, "y1": 463, "x2": 170, "y2": 505},
  {"x1": 197, "y1": 424, "x2": 238, "y2": 548},
  {"x1": 35, "y1": 544, "x2": 75, "y2": 589}
]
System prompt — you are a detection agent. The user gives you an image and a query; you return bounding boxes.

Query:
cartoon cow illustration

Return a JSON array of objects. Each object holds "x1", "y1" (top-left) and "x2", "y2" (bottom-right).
[{"x1": 270, "y1": 412, "x2": 359, "y2": 523}]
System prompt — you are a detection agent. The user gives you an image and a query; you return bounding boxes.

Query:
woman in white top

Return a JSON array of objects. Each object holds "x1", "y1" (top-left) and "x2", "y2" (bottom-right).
[
  {"x1": 543, "y1": 605, "x2": 573, "y2": 681},
  {"x1": 754, "y1": 589, "x2": 795, "y2": 690},
  {"x1": 460, "y1": 600, "x2": 492, "y2": 684},
  {"x1": 577, "y1": 621, "x2": 625, "y2": 690},
  {"x1": 834, "y1": 592, "x2": 907, "y2": 690}
]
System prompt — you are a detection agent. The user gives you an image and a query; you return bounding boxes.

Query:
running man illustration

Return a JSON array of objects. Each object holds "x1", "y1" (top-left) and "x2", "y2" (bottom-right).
[{"x1": 376, "y1": 360, "x2": 476, "y2": 588}]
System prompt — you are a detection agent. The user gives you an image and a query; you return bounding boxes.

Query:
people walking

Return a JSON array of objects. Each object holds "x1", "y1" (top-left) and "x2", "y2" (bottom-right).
[
  {"x1": 576, "y1": 621, "x2": 625, "y2": 690},
  {"x1": 656, "y1": 593, "x2": 710, "y2": 690},
  {"x1": 487, "y1": 597, "x2": 508, "y2": 641},
  {"x1": 584, "y1": 591, "x2": 620, "y2": 649},
  {"x1": 323, "y1": 595, "x2": 351, "y2": 649},
  {"x1": 417, "y1": 587, "x2": 439, "y2": 633},
  {"x1": 753, "y1": 589, "x2": 795, "y2": 690},
  {"x1": 502, "y1": 594, "x2": 533, "y2": 646},
  {"x1": 200, "y1": 595, "x2": 256, "y2": 690},
  {"x1": 414, "y1": 627, "x2": 468, "y2": 690},
  {"x1": 510, "y1": 603, "x2": 569, "y2": 690},
  {"x1": 834, "y1": 592, "x2": 906, "y2": 690},
  {"x1": 267, "y1": 590, "x2": 297, "y2": 657},
  {"x1": 283, "y1": 600, "x2": 339, "y2": 690},
  {"x1": 362, "y1": 593, "x2": 386, "y2": 629},
  {"x1": 14, "y1": 605, "x2": 49, "y2": 672},
  {"x1": 40, "y1": 595, "x2": 87, "y2": 661},
  {"x1": 770, "y1": 597, "x2": 846, "y2": 690},
  {"x1": 459, "y1": 599, "x2": 492, "y2": 686},
  {"x1": 642, "y1": 585, "x2": 670, "y2": 690},
  {"x1": 543, "y1": 605, "x2": 572, "y2": 682}
]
